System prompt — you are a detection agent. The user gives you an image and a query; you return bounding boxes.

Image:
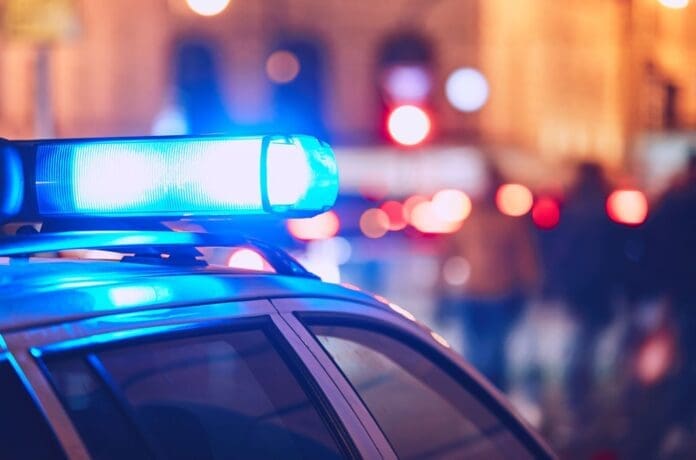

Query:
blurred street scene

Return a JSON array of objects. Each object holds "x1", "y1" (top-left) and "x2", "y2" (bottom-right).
[{"x1": 3, "y1": 0, "x2": 696, "y2": 457}]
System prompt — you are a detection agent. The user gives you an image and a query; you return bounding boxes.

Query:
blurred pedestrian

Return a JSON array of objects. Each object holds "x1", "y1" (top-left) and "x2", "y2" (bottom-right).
[
  {"x1": 552, "y1": 162, "x2": 621, "y2": 417},
  {"x1": 645, "y1": 151, "x2": 696, "y2": 432},
  {"x1": 437, "y1": 165, "x2": 538, "y2": 391}
]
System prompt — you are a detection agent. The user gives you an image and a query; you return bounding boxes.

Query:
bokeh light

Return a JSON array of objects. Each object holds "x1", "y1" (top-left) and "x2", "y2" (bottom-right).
[
  {"x1": 304, "y1": 237, "x2": 352, "y2": 266},
  {"x1": 410, "y1": 201, "x2": 436, "y2": 232},
  {"x1": 360, "y1": 208, "x2": 390, "y2": 238},
  {"x1": 410, "y1": 201, "x2": 462, "y2": 234},
  {"x1": 297, "y1": 237, "x2": 351, "y2": 283},
  {"x1": 658, "y1": 0, "x2": 689, "y2": 9},
  {"x1": 358, "y1": 183, "x2": 390, "y2": 202},
  {"x1": 532, "y1": 197, "x2": 561, "y2": 229},
  {"x1": 326, "y1": 237, "x2": 352, "y2": 265},
  {"x1": 606, "y1": 189, "x2": 648, "y2": 226},
  {"x1": 430, "y1": 331, "x2": 451, "y2": 348},
  {"x1": 442, "y1": 255, "x2": 471, "y2": 286},
  {"x1": 151, "y1": 107, "x2": 188, "y2": 135},
  {"x1": 380, "y1": 200, "x2": 407, "y2": 231},
  {"x1": 431, "y1": 189, "x2": 472, "y2": 223},
  {"x1": 403, "y1": 195, "x2": 428, "y2": 222},
  {"x1": 287, "y1": 211, "x2": 340, "y2": 241},
  {"x1": 383, "y1": 65, "x2": 431, "y2": 102},
  {"x1": 185, "y1": 0, "x2": 231, "y2": 16},
  {"x1": 227, "y1": 248, "x2": 267, "y2": 271},
  {"x1": 445, "y1": 67, "x2": 489, "y2": 112},
  {"x1": 340, "y1": 282, "x2": 362, "y2": 292},
  {"x1": 496, "y1": 183, "x2": 534, "y2": 217},
  {"x1": 636, "y1": 331, "x2": 675, "y2": 386},
  {"x1": 387, "y1": 105, "x2": 431, "y2": 146},
  {"x1": 388, "y1": 302, "x2": 417, "y2": 322},
  {"x1": 266, "y1": 50, "x2": 301, "y2": 84}
]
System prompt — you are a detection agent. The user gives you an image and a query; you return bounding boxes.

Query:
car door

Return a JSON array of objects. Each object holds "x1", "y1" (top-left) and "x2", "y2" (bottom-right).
[
  {"x1": 273, "y1": 297, "x2": 555, "y2": 460},
  {"x1": 3, "y1": 299, "x2": 382, "y2": 459}
]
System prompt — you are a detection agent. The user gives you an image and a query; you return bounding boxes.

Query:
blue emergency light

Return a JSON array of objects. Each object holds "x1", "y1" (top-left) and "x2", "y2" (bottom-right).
[{"x1": 1, "y1": 134, "x2": 338, "y2": 220}]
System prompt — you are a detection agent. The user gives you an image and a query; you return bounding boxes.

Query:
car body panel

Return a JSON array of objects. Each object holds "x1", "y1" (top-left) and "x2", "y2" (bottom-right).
[
  {"x1": 0, "y1": 258, "x2": 386, "y2": 333},
  {"x1": 4, "y1": 297, "x2": 384, "y2": 459},
  {"x1": 0, "y1": 256, "x2": 554, "y2": 459}
]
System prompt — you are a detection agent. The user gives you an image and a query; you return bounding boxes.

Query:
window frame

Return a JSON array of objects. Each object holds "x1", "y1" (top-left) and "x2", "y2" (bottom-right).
[
  {"x1": 3, "y1": 299, "x2": 279, "y2": 458},
  {"x1": 2, "y1": 298, "x2": 383, "y2": 459},
  {"x1": 271, "y1": 297, "x2": 553, "y2": 460},
  {"x1": 0, "y1": 352, "x2": 67, "y2": 459},
  {"x1": 33, "y1": 316, "x2": 358, "y2": 459}
]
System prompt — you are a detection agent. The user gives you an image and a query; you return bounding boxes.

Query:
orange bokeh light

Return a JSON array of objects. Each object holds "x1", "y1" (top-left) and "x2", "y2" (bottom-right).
[
  {"x1": 496, "y1": 183, "x2": 533, "y2": 217},
  {"x1": 360, "y1": 208, "x2": 390, "y2": 238},
  {"x1": 287, "y1": 211, "x2": 340, "y2": 240},
  {"x1": 410, "y1": 201, "x2": 462, "y2": 234},
  {"x1": 606, "y1": 190, "x2": 648, "y2": 226},
  {"x1": 403, "y1": 195, "x2": 428, "y2": 223}
]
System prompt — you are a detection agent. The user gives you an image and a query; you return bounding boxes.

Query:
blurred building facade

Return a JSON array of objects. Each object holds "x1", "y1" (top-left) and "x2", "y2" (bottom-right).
[{"x1": 0, "y1": 0, "x2": 695, "y2": 171}]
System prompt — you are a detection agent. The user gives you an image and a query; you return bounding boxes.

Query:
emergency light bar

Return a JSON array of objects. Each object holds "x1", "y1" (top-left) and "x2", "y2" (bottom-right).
[{"x1": 0, "y1": 135, "x2": 339, "y2": 220}]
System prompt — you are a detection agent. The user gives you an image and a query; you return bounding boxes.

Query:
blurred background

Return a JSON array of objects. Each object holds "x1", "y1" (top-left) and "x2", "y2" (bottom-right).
[{"x1": 3, "y1": 0, "x2": 696, "y2": 457}]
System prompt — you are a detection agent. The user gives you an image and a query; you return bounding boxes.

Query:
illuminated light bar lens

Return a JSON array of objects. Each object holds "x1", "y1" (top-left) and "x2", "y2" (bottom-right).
[
  {"x1": 266, "y1": 136, "x2": 335, "y2": 212},
  {"x1": 34, "y1": 135, "x2": 338, "y2": 218}
]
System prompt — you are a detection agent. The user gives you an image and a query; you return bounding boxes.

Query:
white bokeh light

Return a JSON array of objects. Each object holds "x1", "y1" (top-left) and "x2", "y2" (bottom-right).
[
  {"x1": 431, "y1": 189, "x2": 472, "y2": 223},
  {"x1": 383, "y1": 65, "x2": 431, "y2": 102},
  {"x1": 227, "y1": 248, "x2": 266, "y2": 271},
  {"x1": 185, "y1": 0, "x2": 231, "y2": 16},
  {"x1": 445, "y1": 67, "x2": 489, "y2": 112},
  {"x1": 658, "y1": 0, "x2": 689, "y2": 9},
  {"x1": 387, "y1": 105, "x2": 431, "y2": 146},
  {"x1": 442, "y1": 256, "x2": 471, "y2": 286}
]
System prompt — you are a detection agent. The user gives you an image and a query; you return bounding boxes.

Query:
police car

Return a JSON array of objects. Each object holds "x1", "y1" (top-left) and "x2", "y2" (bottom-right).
[{"x1": 0, "y1": 135, "x2": 553, "y2": 459}]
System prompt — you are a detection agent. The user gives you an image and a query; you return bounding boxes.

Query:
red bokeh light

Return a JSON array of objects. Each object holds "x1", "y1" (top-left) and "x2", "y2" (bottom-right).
[
  {"x1": 606, "y1": 189, "x2": 648, "y2": 226},
  {"x1": 532, "y1": 197, "x2": 561, "y2": 229},
  {"x1": 380, "y1": 201, "x2": 407, "y2": 231}
]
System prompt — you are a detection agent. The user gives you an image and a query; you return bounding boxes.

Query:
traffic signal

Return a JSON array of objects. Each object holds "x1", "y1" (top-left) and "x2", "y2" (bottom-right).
[{"x1": 378, "y1": 34, "x2": 433, "y2": 147}]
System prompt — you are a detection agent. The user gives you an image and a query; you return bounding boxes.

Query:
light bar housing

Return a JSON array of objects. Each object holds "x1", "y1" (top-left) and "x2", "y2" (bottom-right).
[{"x1": 1, "y1": 134, "x2": 339, "y2": 221}]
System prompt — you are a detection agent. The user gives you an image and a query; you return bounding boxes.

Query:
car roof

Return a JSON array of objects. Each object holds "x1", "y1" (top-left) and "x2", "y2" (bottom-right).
[{"x1": 0, "y1": 257, "x2": 390, "y2": 333}]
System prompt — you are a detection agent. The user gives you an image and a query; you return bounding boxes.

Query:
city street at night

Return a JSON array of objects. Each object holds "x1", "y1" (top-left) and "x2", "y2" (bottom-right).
[{"x1": 1, "y1": 0, "x2": 696, "y2": 458}]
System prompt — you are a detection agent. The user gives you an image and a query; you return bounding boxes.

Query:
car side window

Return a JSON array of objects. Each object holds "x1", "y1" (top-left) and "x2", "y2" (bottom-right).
[
  {"x1": 306, "y1": 320, "x2": 541, "y2": 460},
  {"x1": 0, "y1": 356, "x2": 66, "y2": 459},
  {"x1": 42, "y1": 324, "x2": 348, "y2": 460}
]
